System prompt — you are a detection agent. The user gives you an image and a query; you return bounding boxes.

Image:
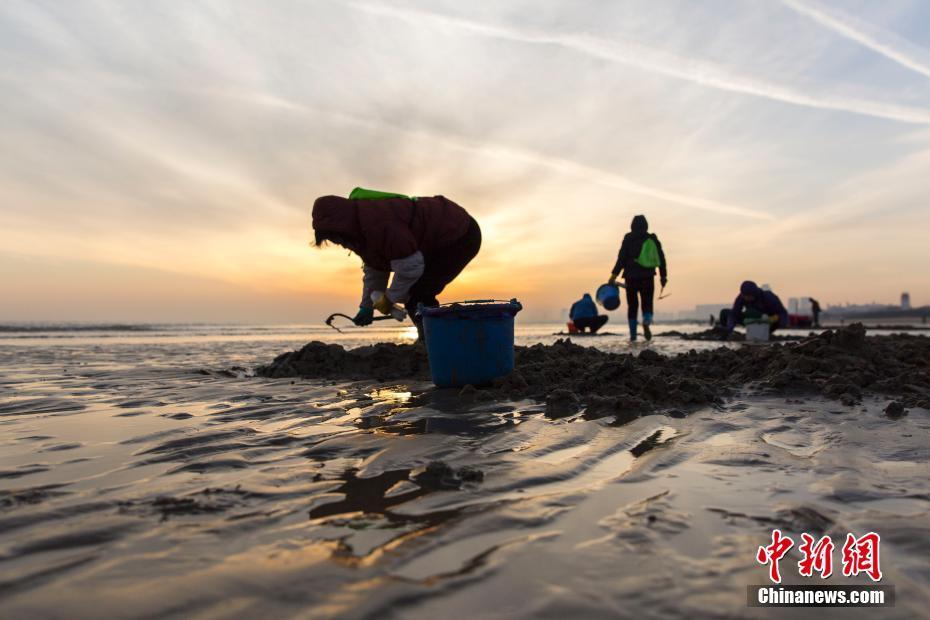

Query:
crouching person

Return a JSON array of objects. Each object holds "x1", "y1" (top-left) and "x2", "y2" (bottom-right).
[
  {"x1": 723, "y1": 280, "x2": 788, "y2": 338},
  {"x1": 570, "y1": 293, "x2": 608, "y2": 333}
]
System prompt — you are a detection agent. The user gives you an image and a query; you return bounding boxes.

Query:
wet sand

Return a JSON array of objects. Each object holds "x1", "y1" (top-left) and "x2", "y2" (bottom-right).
[
  {"x1": 259, "y1": 324, "x2": 930, "y2": 413},
  {"x1": 1, "y1": 325, "x2": 929, "y2": 618}
]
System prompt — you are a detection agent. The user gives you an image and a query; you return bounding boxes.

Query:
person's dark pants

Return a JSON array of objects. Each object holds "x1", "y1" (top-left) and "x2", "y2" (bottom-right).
[
  {"x1": 573, "y1": 315, "x2": 608, "y2": 333},
  {"x1": 405, "y1": 216, "x2": 482, "y2": 322},
  {"x1": 624, "y1": 277, "x2": 654, "y2": 321}
]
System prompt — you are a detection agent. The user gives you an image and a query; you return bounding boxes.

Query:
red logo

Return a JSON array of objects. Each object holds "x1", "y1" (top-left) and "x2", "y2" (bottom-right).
[
  {"x1": 842, "y1": 532, "x2": 882, "y2": 582},
  {"x1": 756, "y1": 529, "x2": 794, "y2": 584},
  {"x1": 757, "y1": 530, "x2": 882, "y2": 583},
  {"x1": 798, "y1": 533, "x2": 834, "y2": 578}
]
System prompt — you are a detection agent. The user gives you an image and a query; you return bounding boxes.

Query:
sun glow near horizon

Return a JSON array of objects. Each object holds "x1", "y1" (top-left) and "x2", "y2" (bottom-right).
[{"x1": 2, "y1": 1, "x2": 929, "y2": 322}]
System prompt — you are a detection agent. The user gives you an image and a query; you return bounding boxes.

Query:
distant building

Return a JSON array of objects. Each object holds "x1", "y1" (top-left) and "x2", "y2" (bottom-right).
[
  {"x1": 825, "y1": 302, "x2": 895, "y2": 314},
  {"x1": 675, "y1": 303, "x2": 729, "y2": 321},
  {"x1": 695, "y1": 303, "x2": 728, "y2": 318},
  {"x1": 788, "y1": 297, "x2": 814, "y2": 315},
  {"x1": 902, "y1": 292, "x2": 911, "y2": 310}
]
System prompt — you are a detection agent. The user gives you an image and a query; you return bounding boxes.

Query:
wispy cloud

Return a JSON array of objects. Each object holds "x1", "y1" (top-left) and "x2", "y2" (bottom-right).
[
  {"x1": 351, "y1": 2, "x2": 930, "y2": 125},
  {"x1": 782, "y1": 0, "x2": 930, "y2": 81},
  {"x1": 472, "y1": 143, "x2": 772, "y2": 220},
  {"x1": 237, "y1": 91, "x2": 770, "y2": 220},
  {"x1": 2, "y1": 0, "x2": 928, "y2": 318}
]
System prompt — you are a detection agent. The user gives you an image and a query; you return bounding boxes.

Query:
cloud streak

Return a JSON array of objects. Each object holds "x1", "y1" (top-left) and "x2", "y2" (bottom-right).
[
  {"x1": 781, "y1": 0, "x2": 930, "y2": 81},
  {"x1": 233, "y1": 91, "x2": 770, "y2": 220},
  {"x1": 351, "y1": 2, "x2": 930, "y2": 125},
  {"x1": 3, "y1": 1, "x2": 928, "y2": 318}
]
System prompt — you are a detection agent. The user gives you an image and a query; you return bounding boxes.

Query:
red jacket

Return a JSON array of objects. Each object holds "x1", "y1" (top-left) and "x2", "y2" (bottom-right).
[{"x1": 312, "y1": 195, "x2": 471, "y2": 270}]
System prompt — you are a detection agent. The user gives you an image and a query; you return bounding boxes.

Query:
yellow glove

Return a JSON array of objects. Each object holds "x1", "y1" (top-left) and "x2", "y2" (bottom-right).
[
  {"x1": 372, "y1": 292, "x2": 393, "y2": 315},
  {"x1": 607, "y1": 274, "x2": 617, "y2": 285},
  {"x1": 768, "y1": 314, "x2": 779, "y2": 324}
]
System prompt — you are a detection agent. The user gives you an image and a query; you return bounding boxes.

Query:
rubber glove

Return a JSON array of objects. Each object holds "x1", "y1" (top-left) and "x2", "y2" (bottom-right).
[
  {"x1": 660, "y1": 277, "x2": 668, "y2": 288},
  {"x1": 372, "y1": 292, "x2": 393, "y2": 316},
  {"x1": 607, "y1": 273, "x2": 618, "y2": 285},
  {"x1": 352, "y1": 306, "x2": 374, "y2": 326}
]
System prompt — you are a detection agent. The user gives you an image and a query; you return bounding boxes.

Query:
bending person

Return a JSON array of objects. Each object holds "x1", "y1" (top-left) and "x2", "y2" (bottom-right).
[
  {"x1": 312, "y1": 188, "x2": 481, "y2": 334},
  {"x1": 570, "y1": 293, "x2": 608, "y2": 333},
  {"x1": 608, "y1": 215, "x2": 668, "y2": 341}
]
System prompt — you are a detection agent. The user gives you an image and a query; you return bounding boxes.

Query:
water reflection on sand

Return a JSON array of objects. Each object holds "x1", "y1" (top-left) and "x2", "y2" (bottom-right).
[{"x1": 0, "y1": 326, "x2": 928, "y2": 618}]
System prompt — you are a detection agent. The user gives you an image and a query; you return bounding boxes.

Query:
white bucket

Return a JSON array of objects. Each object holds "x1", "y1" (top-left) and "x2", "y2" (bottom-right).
[{"x1": 745, "y1": 321, "x2": 770, "y2": 342}]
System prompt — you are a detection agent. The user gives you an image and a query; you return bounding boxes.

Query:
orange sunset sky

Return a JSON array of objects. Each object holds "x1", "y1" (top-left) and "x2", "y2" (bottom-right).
[{"x1": 2, "y1": 1, "x2": 929, "y2": 322}]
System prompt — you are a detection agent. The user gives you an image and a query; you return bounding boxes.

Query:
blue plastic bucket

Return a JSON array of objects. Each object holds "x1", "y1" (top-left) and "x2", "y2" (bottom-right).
[
  {"x1": 419, "y1": 299, "x2": 523, "y2": 388},
  {"x1": 596, "y1": 283, "x2": 621, "y2": 311}
]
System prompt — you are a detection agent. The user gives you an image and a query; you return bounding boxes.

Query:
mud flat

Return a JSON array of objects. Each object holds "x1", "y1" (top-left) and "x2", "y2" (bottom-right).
[
  {"x1": 2, "y1": 326, "x2": 930, "y2": 618},
  {"x1": 259, "y1": 324, "x2": 930, "y2": 418},
  {"x1": 850, "y1": 324, "x2": 930, "y2": 331},
  {"x1": 656, "y1": 328, "x2": 806, "y2": 342}
]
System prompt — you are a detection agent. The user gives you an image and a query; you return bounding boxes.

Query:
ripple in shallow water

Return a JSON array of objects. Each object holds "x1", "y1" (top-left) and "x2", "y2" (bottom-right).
[{"x1": 0, "y1": 339, "x2": 928, "y2": 618}]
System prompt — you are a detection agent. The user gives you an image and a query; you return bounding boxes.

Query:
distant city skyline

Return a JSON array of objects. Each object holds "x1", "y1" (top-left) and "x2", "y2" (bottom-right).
[{"x1": 644, "y1": 291, "x2": 924, "y2": 323}]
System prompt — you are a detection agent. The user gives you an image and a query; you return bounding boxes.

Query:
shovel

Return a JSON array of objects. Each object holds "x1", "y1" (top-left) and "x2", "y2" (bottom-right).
[{"x1": 324, "y1": 313, "x2": 394, "y2": 333}]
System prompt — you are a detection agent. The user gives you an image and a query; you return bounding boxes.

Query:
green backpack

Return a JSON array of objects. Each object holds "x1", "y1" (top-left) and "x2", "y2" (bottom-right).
[
  {"x1": 349, "y1": 187, "x2": 417, "y2": 201},
  {"x1": 635, "y1": 237, "x2": 662, "y2": 268}
]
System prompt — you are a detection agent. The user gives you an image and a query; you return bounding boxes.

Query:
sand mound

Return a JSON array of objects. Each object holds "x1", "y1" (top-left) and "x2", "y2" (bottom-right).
[
  {"x1": 256, "y1": 324, "x2": 930, "y2": 415},
  {"x1": 257, "y1": 342, "x2": 430, "y2": 382}
]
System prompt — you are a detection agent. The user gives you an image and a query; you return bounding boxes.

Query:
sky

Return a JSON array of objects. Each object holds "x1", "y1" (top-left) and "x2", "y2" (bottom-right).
[{"x1": 1, "y1": 0, "x2": 930, "y2": 322}]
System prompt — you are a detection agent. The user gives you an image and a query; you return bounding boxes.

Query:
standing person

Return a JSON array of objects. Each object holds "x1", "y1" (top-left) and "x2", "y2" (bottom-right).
[
  {"x1": 312, "y1": 188, "x2": 481, "y2": 335},
  {"x1": 608, "y1": 215, "x2": 668, "y2": 341},
  {"x1": 570, "y1": 293, "x2": 609, "y2": 333},
  {"x1": 809, "y1": 298, "x2": 822, "y2": 328},
  {"x1": 723, "y1": 281, "x2": 788, "y2": 338}
]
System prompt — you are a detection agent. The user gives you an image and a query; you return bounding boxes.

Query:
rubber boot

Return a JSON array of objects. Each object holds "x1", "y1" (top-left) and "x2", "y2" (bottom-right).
[
  {"x1": 628, "y1": 319, "x2": 638, "y2": 342},
  {"x1": 643, "y1": 312, "x2": 653, "y2": 341}
]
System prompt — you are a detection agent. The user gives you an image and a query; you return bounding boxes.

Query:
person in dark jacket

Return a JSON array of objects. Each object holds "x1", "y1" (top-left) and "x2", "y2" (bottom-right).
[
  {"x1": 312, "y1": 189, "x2": 481, "y2": 328},
  {"x1": 570, "y1": 293, "x2": 608, "y2": 333},
  {"x1": 809, "y1": 298, "x2": 822, "y2": 328},
  {"x1": 724, "y1": 281, "x2": 789, "y2": 337},
  {"x1": 608, "y1": 215, "x2": 667, "y2": 341}
]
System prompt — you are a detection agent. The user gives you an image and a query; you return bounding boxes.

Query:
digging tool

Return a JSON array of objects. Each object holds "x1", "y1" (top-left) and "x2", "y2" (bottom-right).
[{"x1": 324, "y1": 313, "x2": 394, "y2": 333}]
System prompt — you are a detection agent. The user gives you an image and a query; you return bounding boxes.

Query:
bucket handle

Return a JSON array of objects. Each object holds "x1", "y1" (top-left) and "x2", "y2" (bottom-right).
[
  {"x1": 450, "y1": 299, "x2": 514, "y2": 305},
  {"x1": 449, "y1": 298, "x2": 522, "y2": 309},
  {"x1": 417, "y1": 298, "x2": 523, "y2": 318}
]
